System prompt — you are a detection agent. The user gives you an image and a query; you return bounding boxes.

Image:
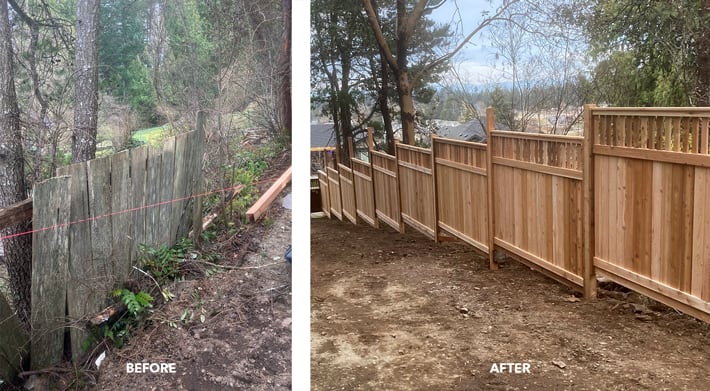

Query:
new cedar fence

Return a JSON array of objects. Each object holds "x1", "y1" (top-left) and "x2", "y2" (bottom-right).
[
  {"x1": 317, "y1": 105, "x2": 710, "y2": 323},
  {"x1": 27, "y1": 125, "x2": 204, "y2": 369}
]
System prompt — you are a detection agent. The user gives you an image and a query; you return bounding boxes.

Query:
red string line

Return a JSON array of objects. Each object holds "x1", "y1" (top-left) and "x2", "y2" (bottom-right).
[{"x1": 0, "y1": 175, "x2": 281, "y2": 242}]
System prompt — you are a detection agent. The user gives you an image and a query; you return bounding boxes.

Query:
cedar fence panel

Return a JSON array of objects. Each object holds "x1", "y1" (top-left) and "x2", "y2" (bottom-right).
[
  {"x1": 590, "y1": 107, "x2": 710, "y2": 322},
  {"x1": 338, "y1": 163, "x2": 358, "y2": 224},
  {"x1": 317, "y1": 170, "x2": 331, "y2": 218},
  {"x1": 319, "y1": 106, "x2": 710, "y2": 324},
  {"x1": 352, "y1": 158, "x2": 378, "y2": 228},
  {"x1": 30, "y1": 129, "x2": 204, "y2": 367},
  {"x1": 396, "y1": 143, "x2": 436, "y2": 239},
  {"x1": 490, "y1": 130, "x2": 585, "y2": 288},
  {"x1": 433, "y1": 137, "x2": 489, "y2": 252},
  {"x1": 371, "y1": 150, "x2": 403, "y2": 232}
]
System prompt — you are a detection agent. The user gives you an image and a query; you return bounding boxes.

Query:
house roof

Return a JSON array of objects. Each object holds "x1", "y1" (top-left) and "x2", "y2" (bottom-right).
[
  {"x1": 311, "y1": 123, "x2": 336, "y2": 149},
  {"x1": 435, "y1": 119, "x2": 488, "y2": 143}
]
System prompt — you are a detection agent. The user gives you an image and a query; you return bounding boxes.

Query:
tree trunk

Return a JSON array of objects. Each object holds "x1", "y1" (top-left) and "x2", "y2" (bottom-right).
[
  {"x1": 397, "y1": 70, "x2": 416, "y2": 145},
  {"x1": 72, "y1": 0, "x2": 101, "y2": 163},
  {"x1": 0, "y1": 0, "x2": 32, "y2": 330},
  {"x1": 379, "y1": 50, "x2": 395, "y2": 154},
  {"x1": 278, "y1": 0, "x2": 292, "y2": 138}
]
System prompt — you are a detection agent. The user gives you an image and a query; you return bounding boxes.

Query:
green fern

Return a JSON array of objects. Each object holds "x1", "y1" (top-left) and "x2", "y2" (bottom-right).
[{"x1": 113, "y1": 288, "x2": 153, "y2": 316}]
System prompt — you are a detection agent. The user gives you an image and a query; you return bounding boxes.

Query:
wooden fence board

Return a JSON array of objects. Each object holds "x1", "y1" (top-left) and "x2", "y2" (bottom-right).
[
  {"x1": 58, "y1": 163, "x2": 95, "y2": 361},
  {"x1": 144, "y1": 147, "x2": 162, "y2": 248},
  {"x1": 111, "y1": 151, "x2": 132, "y2": 279},
  {"x1": 159, "y1": 137, "x2": 176, "y2": 246},
  {"x1": 434, "y1": 138, "x2": 488, "y2": 252},
  {"x1": 327, "y1": 167, "x2": 342, "y2": 220},
  {"x1": 372, "y1": 152, "x2": 402, "y2": 231},
  {"x1": 338, "y1": 164, "x2": 357, "y2": 224},
  {"x1": 317, "y1": 170, "x2": 330, "y2": 217},
  {"x1": 87, "y1": 156, "x2": 114, "y2": 289},
  {"x1": 352, "y1": 159, "x2": 377, "y2": 227},
  {"x1": 397, "y1": 145, "x2": 435, "y2": 239},
  {"x1": 30, "y1": 176, "x2": 71, "y2": 368},
  {"x1": 171, "y1": 132, "x2": 190, "y2": 242},
  {"x1": 130, "y1": 146, "x2": 148, "y2": 262}
]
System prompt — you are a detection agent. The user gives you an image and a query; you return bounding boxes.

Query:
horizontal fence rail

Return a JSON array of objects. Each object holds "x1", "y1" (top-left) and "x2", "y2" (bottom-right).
[{"x1": 319, "y1": 105, "x2": 710, "y2": 324}]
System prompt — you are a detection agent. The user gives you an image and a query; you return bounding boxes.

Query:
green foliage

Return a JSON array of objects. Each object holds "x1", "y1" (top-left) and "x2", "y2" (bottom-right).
[
  {"x1": 227, "y1": 143, "x2": 282, "y2": 220},
  {"x1": 138, "y1": 238, "x2": 193, "y2": 284},
  {"x1": 113, "y1": 288, "x2": 153, "y2": 317},
  {"x1": 586, "y1": 0, "x2": 702, "y2": 105},
  {"x1": 83, "y1": 288, "x2": 154, "y2": 350}
]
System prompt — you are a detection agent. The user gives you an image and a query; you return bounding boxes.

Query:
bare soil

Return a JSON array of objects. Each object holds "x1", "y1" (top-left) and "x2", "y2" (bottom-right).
[{"x1": 311, "y1": 217, "x2": 710, "y2": 391}]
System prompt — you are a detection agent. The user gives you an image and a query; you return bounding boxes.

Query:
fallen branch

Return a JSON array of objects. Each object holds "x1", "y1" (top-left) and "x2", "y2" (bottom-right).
[
  {"x1": 0, "y1": 198, "x2": 32, "y2": 231},
  {"x1": 246, "y1": 166, "x2": 292, "y2": 222},
  {"x1": 189, "y1": 184, "x2": 244, "y2": 238},
  {"x1": 87, "y1": 302, "x2": 127, "y2": 327}
]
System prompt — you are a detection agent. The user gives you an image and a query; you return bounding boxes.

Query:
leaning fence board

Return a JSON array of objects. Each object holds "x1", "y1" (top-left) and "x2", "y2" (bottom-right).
[
  {"x1": 30, "y1": 176, "x2": 71, "y2": 369},
  {"x1": 246, "y1": 166, "x2": 292, "y2": 222}
]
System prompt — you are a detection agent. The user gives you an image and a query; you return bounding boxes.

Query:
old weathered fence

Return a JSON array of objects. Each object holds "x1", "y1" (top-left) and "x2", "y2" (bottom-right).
[
  {"x1": 29, "y1": 126, "x2": 204, "y2": 368},
  {"x1": 318, "y1": 105, "x2": 710, "y2": 323}
]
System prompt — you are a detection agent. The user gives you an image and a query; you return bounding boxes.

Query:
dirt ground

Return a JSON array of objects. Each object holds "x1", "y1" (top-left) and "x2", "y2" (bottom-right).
[{"x1": 311, "y1": 217, "x2": 710, "y2": 391}]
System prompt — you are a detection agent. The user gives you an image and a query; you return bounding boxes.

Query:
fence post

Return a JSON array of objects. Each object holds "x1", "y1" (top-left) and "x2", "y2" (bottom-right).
[
  {"x1": 583, "y1": 104, "x2": 597, "y2": 299},
  {"x1": 367, "y1": 128, "x2": 379, "y2": 228},
  {"x1": 431, "y1": 135, "x2": 441, "y2": 242},
  {"x1": 348, "y1": 136, "x2": 359, "y2": 225},
  {"x1": 394, "y1": 140, "x2": 405, "y2": 233},
  {"x1": 192, "y1": 110, "x2": 206, "y2": 249},
  {"x1": 486, "y1": 107, "x2": 498, "y2": 270}
]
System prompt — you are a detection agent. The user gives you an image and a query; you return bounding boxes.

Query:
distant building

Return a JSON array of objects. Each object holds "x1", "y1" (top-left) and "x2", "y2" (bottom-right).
[
  {"x1": 435, "y1": 119, "x2": 489, "y2": 143},
  {"x1": 311, "y1": 123, "x2": 336, "y2": 150}
]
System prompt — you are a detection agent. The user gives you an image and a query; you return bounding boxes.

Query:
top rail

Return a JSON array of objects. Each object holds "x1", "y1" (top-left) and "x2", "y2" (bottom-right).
[{"x1": 0, "y1": 199, "x2": 33, "y2": 232}]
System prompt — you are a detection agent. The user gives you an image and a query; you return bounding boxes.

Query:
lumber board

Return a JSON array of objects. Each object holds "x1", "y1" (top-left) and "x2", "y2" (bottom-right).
[
  {"x1": 144, "y1": 147, "x2": 162, "y2": 248},
  {"x1": 30, "y1": 176, "x2": 71, "y2": 369},
  {"x1": 247, "y1": 166, "x2": 292, "y2": 222},
  {"x1": 0, "y1": 199, "x2": 32, "y2": 231}
]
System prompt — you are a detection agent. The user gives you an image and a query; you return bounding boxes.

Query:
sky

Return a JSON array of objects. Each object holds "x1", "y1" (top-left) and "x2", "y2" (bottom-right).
[{"x1": 428, "y1": 0, "x2": 511, "y2": 84}]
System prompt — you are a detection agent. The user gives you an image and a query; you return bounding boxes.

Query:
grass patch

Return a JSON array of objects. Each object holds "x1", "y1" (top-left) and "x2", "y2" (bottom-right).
[{"x1": 131, "y1": 124, "x2": 171, "y2": 147}]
